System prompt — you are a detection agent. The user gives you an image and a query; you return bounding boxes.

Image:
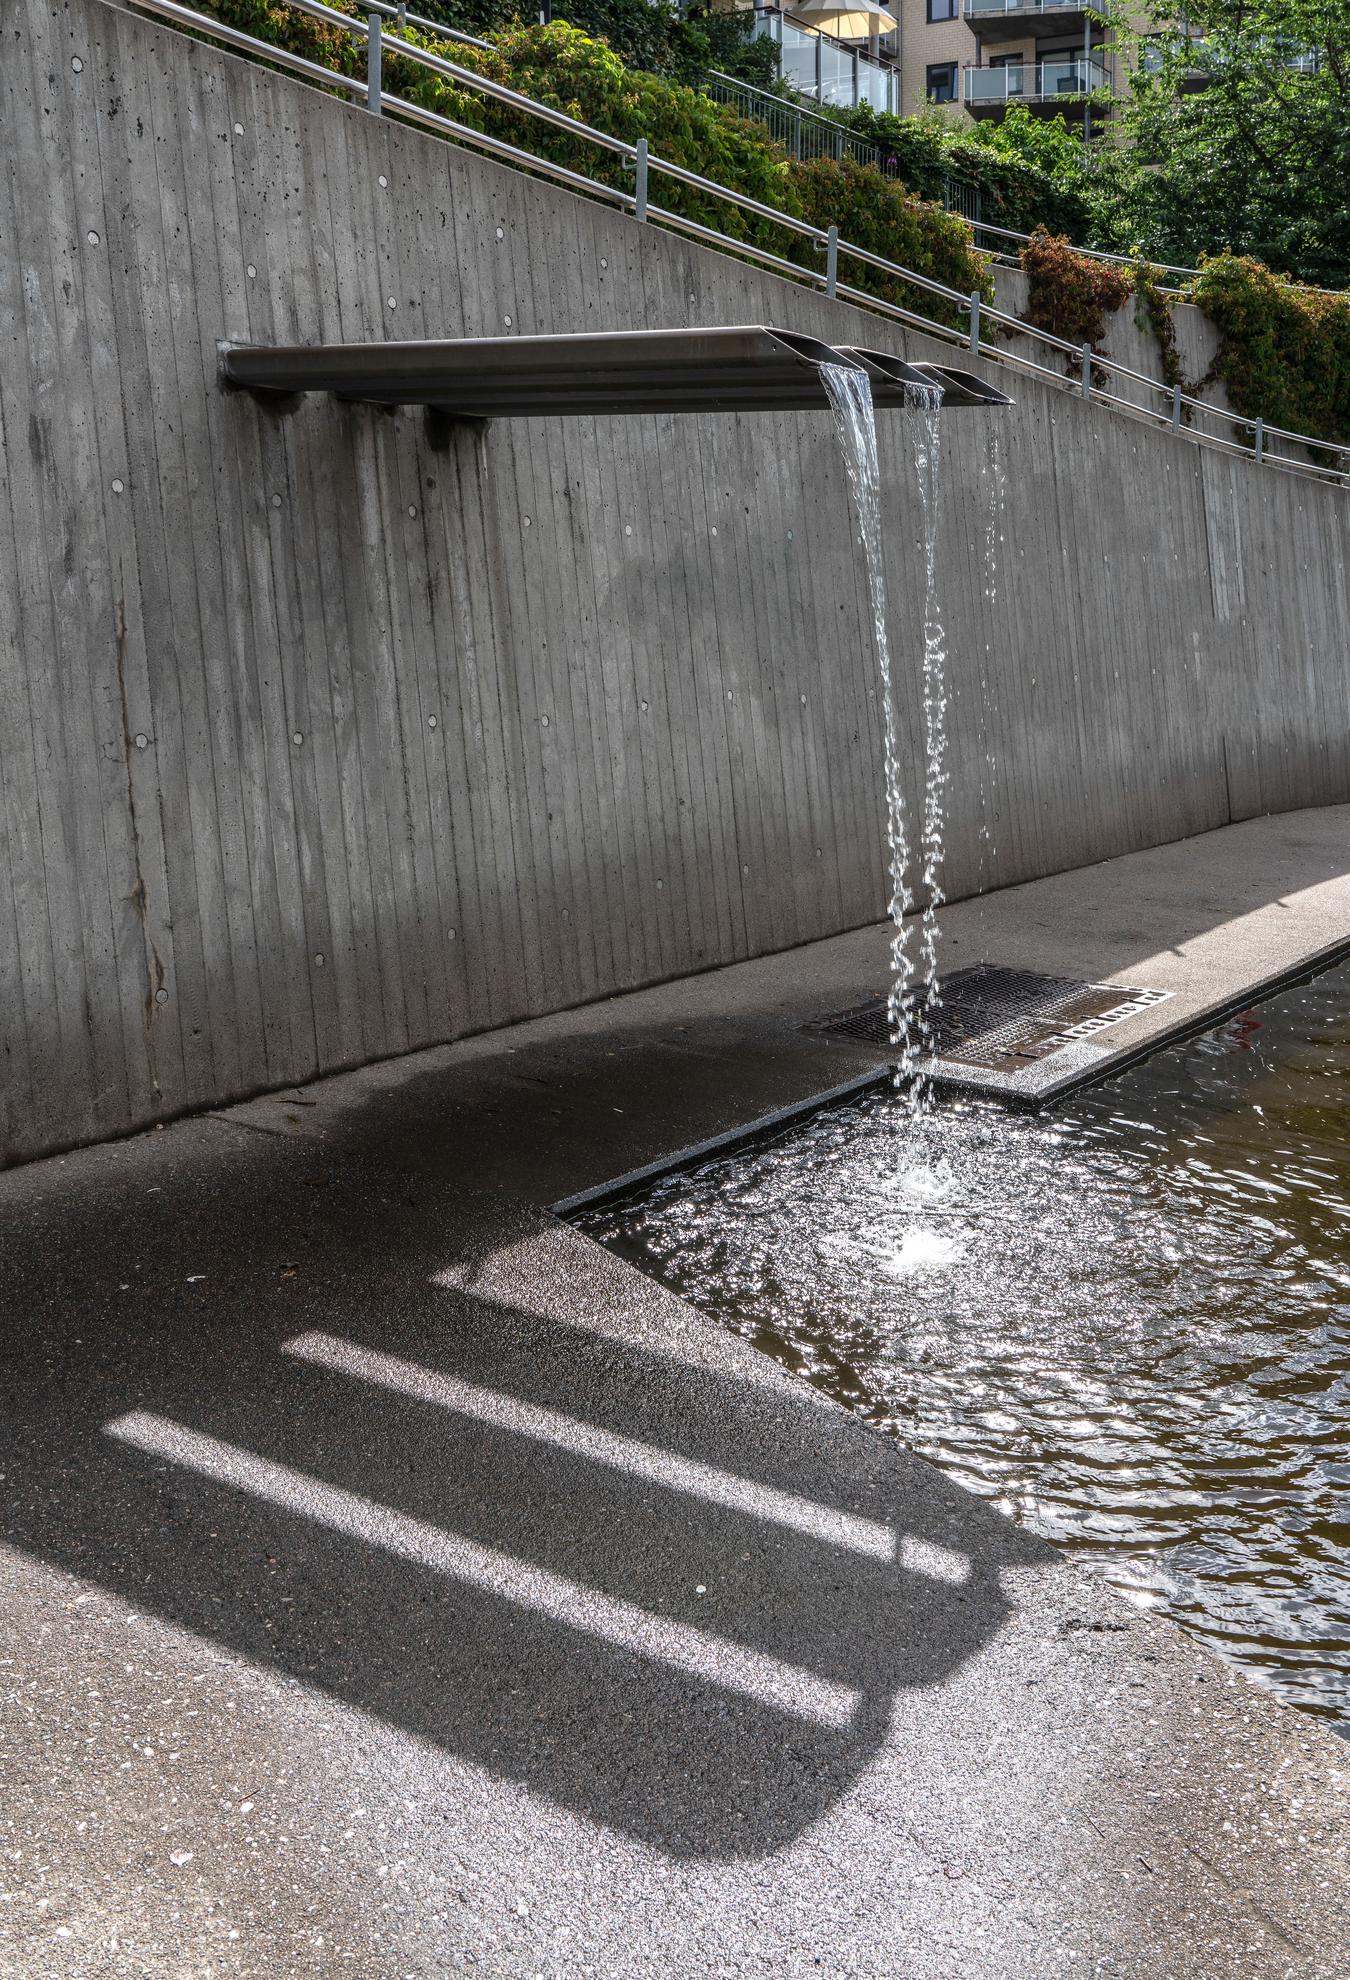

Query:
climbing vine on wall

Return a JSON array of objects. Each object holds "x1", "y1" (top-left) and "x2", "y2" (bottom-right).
[
  {"x1": 1018, "y1": 228, "x2": 1132, "y2": 372},
  {"x1": 1019, "y1": 231, "x2": 1200, "y2": 408},
  {"x1": 1185, "y1": 255, "x2": 1350, "y2": 449},
  {"x1": 1132, "y1": 260, "x2": 1184, "y2": 396}
]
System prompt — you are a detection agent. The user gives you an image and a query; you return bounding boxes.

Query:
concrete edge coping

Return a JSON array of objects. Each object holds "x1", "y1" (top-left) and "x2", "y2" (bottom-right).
[{"x1": 554, "y1": 932, "x2": 1350, "y2": 1221}]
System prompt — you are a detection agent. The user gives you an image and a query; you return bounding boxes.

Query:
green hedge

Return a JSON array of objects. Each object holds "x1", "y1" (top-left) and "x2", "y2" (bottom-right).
[
  {"x1": 794, "y1": 155, "x2": 993, "y2": 319},
  {"x1": 413, "y1": 0, "x2": 779, "y2": 88},
  {"x1": 198, "y1": 8, "x2": 993, "y2": 325},
  {"x1": 838, "y1": 105, "x2": 1092, "y2": 241}
]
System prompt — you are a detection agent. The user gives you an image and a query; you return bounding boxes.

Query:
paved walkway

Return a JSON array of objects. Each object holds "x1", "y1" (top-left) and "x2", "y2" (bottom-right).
[{"x1": 2, "y1": 810, "x2": 1348, "y2": 1979}]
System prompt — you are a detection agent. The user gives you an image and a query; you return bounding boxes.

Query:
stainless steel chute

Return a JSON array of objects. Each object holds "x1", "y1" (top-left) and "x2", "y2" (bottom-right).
[
  {"x1": 219, "y1": 325, "x2": 1012, "y2": 417},
  {"x1": 838, "y1": 347, "x2": 1013, "y2": 408}
]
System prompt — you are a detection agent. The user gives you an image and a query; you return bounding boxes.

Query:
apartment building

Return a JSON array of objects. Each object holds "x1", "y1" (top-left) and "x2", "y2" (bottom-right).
[
  {"x1": 714, "y1": 0, "x2": 1151, "y2": 141},
  {"x1": 895, "y1": 0, "x2": 1116, "y2": 123},
  {"x1": 723, "y1": 1, "x2": 1120, "y2": 129}
]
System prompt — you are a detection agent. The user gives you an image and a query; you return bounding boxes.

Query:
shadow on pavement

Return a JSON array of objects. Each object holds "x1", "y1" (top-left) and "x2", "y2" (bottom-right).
[{"x1": 0, "y1": 1126, "x2": 1049, "y2": 1859}]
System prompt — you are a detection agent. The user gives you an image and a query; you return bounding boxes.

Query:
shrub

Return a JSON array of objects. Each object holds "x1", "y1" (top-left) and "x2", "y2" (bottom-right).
[
  {"x1": 845, "y1": 103, "x2": 1093, "y2": 241},
  {"x1": 793, "y1": 155, "x2": 993, "y2": 327},
  {"x1": 1019, "y1": 227, "x2": 1131, "y2": 371},
  {"x1": 412, "y1": 0, "x2": 779, "y2": 88}
]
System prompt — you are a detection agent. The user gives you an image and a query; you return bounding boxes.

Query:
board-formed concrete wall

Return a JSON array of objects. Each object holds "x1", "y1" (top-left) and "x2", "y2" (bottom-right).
[
  {"x1": 3, "y1": 0, "x2": 1348, "y2": 1165},
  {"x1": 992, "y1": 266, "x2": 1222, "y2": 414},
  {"x1": 989, "y1": 268, "x2": 1308, "y2": 459}
]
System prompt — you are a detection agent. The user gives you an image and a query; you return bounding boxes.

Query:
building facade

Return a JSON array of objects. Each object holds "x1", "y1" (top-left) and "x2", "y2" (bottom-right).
[
  {"x1": 897, "y1": 0, "x2": 1116, "y2": 124},
  {"x1": 726, "y1": 1, "x2": 1131, "y2": 130}
]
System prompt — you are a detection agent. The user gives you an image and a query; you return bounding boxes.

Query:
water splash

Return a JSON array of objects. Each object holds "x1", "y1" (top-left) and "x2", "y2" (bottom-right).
[
  {"x1": 820, "y1": 362, "x2": 918, "y2": 1085},
  {"x1": 579, "y1": 954, "x2": 1350, "y2": 1727}
]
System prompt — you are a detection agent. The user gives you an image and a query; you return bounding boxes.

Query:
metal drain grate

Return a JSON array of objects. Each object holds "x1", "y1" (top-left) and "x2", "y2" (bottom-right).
[{"x1": 805, "y1": 965, "x2": 1170, "y2": 1072}]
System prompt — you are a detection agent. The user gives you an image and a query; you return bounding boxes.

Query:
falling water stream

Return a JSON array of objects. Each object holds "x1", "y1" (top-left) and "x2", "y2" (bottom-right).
[
  {"x1": 977, "y1": 420, "x2": 1006, "y2": 886},
  {"x1": 906, "y1": 383, "x2": 949, "y2": 1057},
  {"x1": 820, "y1": 364, "x2": 948, "y2": 1099}
]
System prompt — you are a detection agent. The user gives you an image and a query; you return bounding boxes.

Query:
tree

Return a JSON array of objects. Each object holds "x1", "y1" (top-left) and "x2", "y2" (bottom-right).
[{"x1": 1103, "y1": 0, "x2": 1350, "y2": 286}]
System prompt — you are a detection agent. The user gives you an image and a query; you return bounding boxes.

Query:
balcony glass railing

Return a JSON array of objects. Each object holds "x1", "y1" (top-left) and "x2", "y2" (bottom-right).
[
  {"x1": 753, "y1": 7, "x2": 900, "y2": 114},
  {"x1": 1139, "y1": 35, "x2": 1318, "y2": 75},
  {"x1": 964, "y1": 57, "x2": 1108, "y2": 101},
  {"x1": 964, "y1": 0, "x2": 1087, "y2": 16}
]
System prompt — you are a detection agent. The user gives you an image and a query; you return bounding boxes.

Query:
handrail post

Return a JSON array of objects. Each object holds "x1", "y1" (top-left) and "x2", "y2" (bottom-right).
[
  {"x1": 1080, "y1": 342, "x2": 1091, "y2": 399},
  {"x1": 968, "y1": 289, "x2": 981, "y2": 354},
  {"x1": 366, "y1": 10, "x2": 382, "y2": 114},
  {"x1": 634, "y1": 136, "x2": 648, "y2": 223},
  {"x1": 825, "y1": 224, "x2": 838, "y2": 299},
  {"x1": 1254, "y1": 417, "x2": 1265, "y2": 464},
  {"x1": 1171, "y1": 380, "x2": 1181, "y2": 432}
]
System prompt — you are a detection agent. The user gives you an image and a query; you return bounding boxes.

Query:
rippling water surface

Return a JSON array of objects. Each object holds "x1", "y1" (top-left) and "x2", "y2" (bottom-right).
[{"x1": 579, "y1": 959, "x2": 1350, "y2": 1728}]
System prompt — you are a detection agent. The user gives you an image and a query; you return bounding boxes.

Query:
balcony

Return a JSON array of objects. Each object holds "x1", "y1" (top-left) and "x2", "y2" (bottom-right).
[
  {"x1": 963, "y1": 0, "x2": 1092, "y2": 45},
  {"x1": 753, "y1": 6, "x2": 900, "y2": 114},
  {"x1": 963, "y1": 55, "x2": 1109, "y2": 115}
]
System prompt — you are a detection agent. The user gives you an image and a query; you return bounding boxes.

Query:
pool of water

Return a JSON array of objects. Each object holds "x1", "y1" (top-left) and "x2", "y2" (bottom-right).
[{"x1": 578, "y1": 958, "x2": 1350, "y2": 1729}]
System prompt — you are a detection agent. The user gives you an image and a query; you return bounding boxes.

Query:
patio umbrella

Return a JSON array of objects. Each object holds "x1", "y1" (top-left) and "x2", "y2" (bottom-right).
[{"x1": 789, "y1": 0, "x2": 898, "y2": 40}]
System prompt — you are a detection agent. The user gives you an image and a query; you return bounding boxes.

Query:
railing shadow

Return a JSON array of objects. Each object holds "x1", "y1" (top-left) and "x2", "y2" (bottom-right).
[{"x1": 0, "y1": 1132, "x2": 1049, "y2": 1860}]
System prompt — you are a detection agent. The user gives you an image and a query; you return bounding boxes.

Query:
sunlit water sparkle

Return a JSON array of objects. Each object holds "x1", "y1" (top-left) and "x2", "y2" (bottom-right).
[{"x1": 580, "y1": 959, "x2": 1350, "y2": 1730}]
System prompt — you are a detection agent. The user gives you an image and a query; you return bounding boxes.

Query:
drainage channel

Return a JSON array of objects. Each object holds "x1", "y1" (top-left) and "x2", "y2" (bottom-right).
[
  {"x1": 555, "y1": 940, "x2": 1350, "y2": 1220},
  {"x1": 803, "y1": 964, "x2": 1172, "y2": 1073}
]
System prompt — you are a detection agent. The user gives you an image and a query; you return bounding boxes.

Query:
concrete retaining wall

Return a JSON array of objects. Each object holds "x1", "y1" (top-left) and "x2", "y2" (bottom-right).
[
  {"x1": 991, "y1": 266, "x2": 1231, "y2": 421},
  {"x1": 984, "y1": 269, "x2": 1325, "y2": 476},
  {"x1": 3, "y1": 0, "x2": 1348, "y2": 1165}
]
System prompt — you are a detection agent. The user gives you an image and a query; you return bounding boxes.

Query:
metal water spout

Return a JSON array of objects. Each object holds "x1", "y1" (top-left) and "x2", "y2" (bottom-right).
[
  {"x1": 219, "y1": 326, "x2": 1012, "y2": 421},
  {"x1": 837, "y1": 347, "x2": 1012, "y2": 409}
]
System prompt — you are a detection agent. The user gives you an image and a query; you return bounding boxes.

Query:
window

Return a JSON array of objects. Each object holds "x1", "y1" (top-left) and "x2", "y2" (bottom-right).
[
  {"x1": 927, "y1": 0, "x2": 958, "y2": 18},
  {"x1": 926, "y1": 60, "x2": 958, "y2": 99}
]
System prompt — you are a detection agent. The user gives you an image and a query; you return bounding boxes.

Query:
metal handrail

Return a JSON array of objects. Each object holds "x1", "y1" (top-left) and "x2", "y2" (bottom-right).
[
  {"x1": 702, "y1": 69, "x2": 882, "y2": 170},
  {"x1": 296, "y1": 0, "x2": 636, "y2": 150},
  {"x1": 358, "y1": 0, "x2": 491, "y2": 51},
  {"x1": 969, "y1": 215, "x2": 1201, "y2": 282},
  {"x1": 968, "y1": 216, "x2": 1347, "y2": 307},
  {"x1": 124, "y1": 0, "x2": 1350, "y2": 484}
]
